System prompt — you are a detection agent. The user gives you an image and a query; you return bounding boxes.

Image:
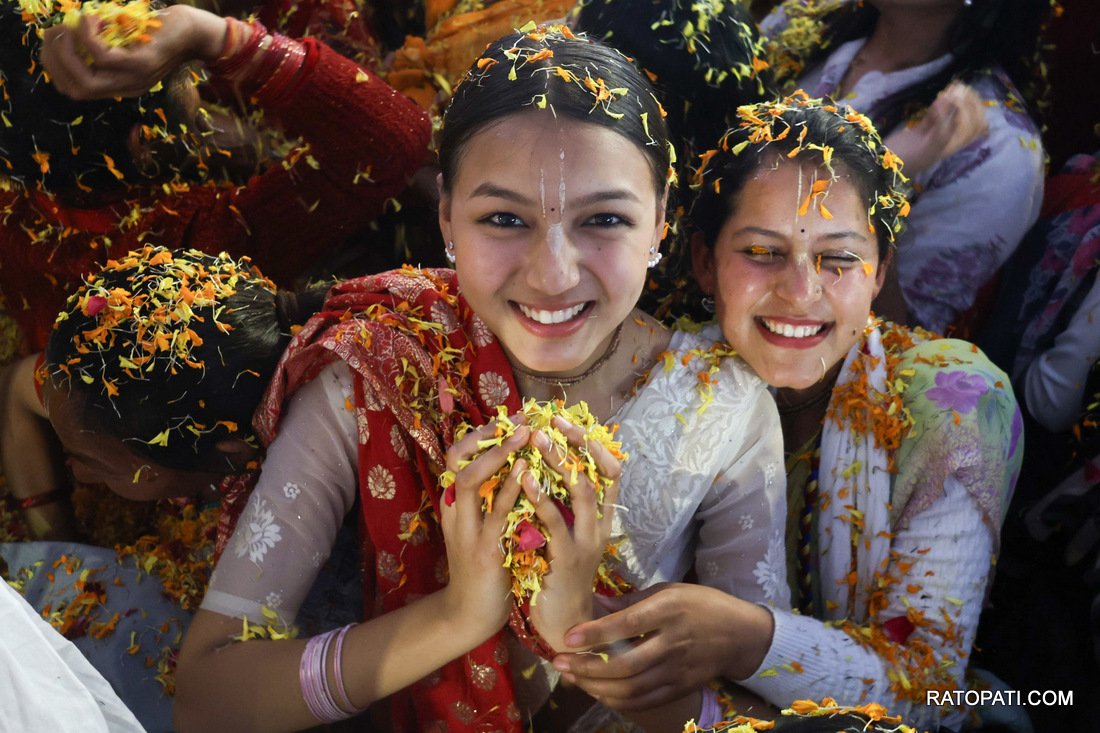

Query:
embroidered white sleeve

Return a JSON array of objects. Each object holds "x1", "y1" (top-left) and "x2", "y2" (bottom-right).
[
  {"x1": 743, "y1": 478, "x2": 991, "y2": 731},
  {"x1": 613, "y1": 326, "x2": 789, "y2": 608},
  {"x1": 202, "y1": 362, "x2": 360, "y2": 625}
]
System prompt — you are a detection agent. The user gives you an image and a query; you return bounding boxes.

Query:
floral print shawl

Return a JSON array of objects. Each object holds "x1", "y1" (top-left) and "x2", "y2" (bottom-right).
[
  {"x1": 255, "y1": 267, "x2": 525, "y2": 732},
  {"x1": 815, "y1": 319, "x2": 1022, "y2": 622}
]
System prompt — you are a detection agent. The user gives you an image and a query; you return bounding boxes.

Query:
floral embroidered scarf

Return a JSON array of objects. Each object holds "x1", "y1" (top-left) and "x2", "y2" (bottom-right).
[
  {"x1": 255, "y1": 266, "x2": 525, "y2": 732},
  {"x1": 815, "y1": 319, "x2": 1023, "y2": 622}
]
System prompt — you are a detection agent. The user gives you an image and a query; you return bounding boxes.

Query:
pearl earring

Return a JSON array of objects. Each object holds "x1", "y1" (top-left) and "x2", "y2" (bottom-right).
[
  {"x1": 444, "y1": 240, "x2": 456, "y2": 265},
  {"x1": 647, "y1": 247, "x2": 663, "y2": 268}
]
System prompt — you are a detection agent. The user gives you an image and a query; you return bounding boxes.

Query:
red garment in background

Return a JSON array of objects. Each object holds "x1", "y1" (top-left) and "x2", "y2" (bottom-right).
[{"x1": 0, "y1": 39, "x2": 430, "y2": 352}]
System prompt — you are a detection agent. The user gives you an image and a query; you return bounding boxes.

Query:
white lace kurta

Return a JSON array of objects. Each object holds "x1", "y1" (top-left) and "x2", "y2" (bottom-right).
[
  {"x1": 611, "y1": 324, "x2": 788, "y2": 605},
  {"x1": 570, "y1": 325, "x2": 789, "y2": 733}
]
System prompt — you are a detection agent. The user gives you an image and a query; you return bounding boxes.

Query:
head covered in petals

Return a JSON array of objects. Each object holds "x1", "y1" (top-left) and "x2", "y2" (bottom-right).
[
  {"x1": 439, "y1": 23, "x2": 674, "y2": 199},
  {"x1": 44, "y1": 245, "x2": 283, "y2": 471},
  {"x1": 573, "y1": 0, "x2": 772, "y2": 168},
  {"x1": 691, "y1": 91, "x2": 912, "y2": 261}
]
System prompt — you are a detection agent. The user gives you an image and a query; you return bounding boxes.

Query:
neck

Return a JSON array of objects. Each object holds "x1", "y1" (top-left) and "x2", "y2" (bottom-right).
[
  {"x1": 775, "y1": 362, "x2": 843, "y2": 452},
  {"x1": 862, "y1": 6, "x2": 958, "y2": 72},
  {"x1": 511, "y1": 311, "x2": 669, "y2": 422}
]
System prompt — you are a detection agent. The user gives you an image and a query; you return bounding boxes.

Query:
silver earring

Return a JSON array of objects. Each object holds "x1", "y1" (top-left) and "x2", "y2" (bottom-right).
[
  {"x1": 444, "y1": 240, "x2": 456, "y2": 265},
  {"x1": 647, "y1": 247, "x2": 663, "y2": 268},
  {"x1": 700, "y1": 295, "x2": 715, "y2": 314}
]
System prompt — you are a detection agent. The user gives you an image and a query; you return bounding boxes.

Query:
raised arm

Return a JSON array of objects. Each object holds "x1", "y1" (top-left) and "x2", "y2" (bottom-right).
[{"x1": 40, "y1": 5, "x2": 431, "y2": 286}]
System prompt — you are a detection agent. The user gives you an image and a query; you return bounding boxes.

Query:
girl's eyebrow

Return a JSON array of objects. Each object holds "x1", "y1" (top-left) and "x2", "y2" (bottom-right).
[
  {"x1": 730, "y1": 226, "x2": 867, "y2": 242},
  {"x1": 731, "y1": 226, "x2": 784, "y2": 239},
  {"x1": 822, "y1": 230, "x2": 868, "y2": 242},
  {"x1": 470, "y1": 182, "x2": 532, "y2": 204},
  {"x1": 470, "y1": 183, "x2": 641, "y2": 206}
]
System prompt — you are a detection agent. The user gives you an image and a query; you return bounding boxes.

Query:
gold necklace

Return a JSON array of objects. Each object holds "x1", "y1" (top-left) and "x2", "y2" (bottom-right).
[{"x1": 511, "y1": 324, "x2": 623, "y2": 388}]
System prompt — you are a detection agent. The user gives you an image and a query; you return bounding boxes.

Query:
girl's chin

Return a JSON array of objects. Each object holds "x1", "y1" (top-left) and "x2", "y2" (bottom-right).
[{"x1": 756, "y1": 365, "x2": 828, "y2": 391}]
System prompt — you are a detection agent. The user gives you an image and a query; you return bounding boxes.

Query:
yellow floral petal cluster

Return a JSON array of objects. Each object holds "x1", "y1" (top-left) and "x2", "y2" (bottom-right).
[{"x1": 439, "y1": 398, "x2": 629, "y2": 603}]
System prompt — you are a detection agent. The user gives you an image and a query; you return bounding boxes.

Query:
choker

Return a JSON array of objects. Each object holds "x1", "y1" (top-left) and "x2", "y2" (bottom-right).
[
  {"x1": 511, "y1": 324, "x2": 623, "y2": 388},
  {"x1": 775, "y1": 384, "x2": 833, "y2": 416}
]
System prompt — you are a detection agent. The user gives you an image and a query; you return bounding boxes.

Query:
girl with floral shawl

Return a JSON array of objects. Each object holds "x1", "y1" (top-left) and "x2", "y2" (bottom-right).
[
  {"x1": 552, "y1": 94, "x2": 1022, "y2": 730},
  {"x1": 177, "y1": 26, "x2": 787, "y2": 733}
]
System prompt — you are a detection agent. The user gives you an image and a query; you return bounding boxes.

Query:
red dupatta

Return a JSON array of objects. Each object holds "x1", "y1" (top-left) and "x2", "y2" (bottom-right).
[{"x1": 255, "y1": 267, "x2": 525, "y2": 732}]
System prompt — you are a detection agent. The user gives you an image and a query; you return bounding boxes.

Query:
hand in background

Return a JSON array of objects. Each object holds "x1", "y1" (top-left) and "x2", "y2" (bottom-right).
[
  {"x1": 886, "y1": 81, "x2": 989, "y2": 177},
  {"x1": 40, "y1": 5, "x2": 227, "y2": 100}
]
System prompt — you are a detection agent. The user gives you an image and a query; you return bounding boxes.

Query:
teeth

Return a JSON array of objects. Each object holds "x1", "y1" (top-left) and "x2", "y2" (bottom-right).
[
  {"x1": 518, "y1": 302, "x2": 586, "y2": 324},
  {"x1": 762, "y1": 318, "x2": 824, "y2": 339}
]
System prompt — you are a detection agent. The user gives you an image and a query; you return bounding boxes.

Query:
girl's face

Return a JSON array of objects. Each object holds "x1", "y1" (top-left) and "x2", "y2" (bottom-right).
[
  {"x1": 44, "y1": 381, "x2": 223, "y2": 501},
  {"x1": 440, "y1": 112, "x2": 665, "y2": 378},
  {"x1": 693, "y1": 160, "x2": 884, "y2": 390}
]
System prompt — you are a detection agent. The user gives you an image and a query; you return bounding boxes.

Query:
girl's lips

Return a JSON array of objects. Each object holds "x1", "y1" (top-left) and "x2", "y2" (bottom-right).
[
  {"x1": 755, "y1": 316, "x2": 831, "y2": 349},
  {"x1": 516, "y1": 302, "x2": 588, "y2": 324},
  {"x1": 511, "y1": 301, "x2": 592, "y2": 337}
]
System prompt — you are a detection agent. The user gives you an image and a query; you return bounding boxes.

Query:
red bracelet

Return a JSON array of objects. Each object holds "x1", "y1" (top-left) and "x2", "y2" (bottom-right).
[
  {"x1": 19, "y1": 488, "x2": 69, "y2": 510},
  {"x1": 254, "y1": 35, "x2": 307, "y2": 105},
  {"x1": 209, "y1": 18, "x2": 267, "y2": 81}
]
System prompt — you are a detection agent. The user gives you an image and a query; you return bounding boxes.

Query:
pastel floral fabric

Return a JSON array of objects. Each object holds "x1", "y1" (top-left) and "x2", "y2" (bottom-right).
[
  {"x1": 891, "y1": 332, "x2": 1023, "y2": 538},
  {"x1": 753, "y1": 320, "x2": 1022, "y2": 728},
  {"x1": 1003, "y1": 152, "x2": 1100, "y2": 381}
]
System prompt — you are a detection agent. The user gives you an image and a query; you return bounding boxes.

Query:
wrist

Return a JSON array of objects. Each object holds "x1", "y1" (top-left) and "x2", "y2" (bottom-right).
[
  {"x1": 725, "y1": 603, "x2": 775, "y2": 680},
  {"x1": 530, "y1": 592, "x2": 592, "y2": 653},
  {"x1": 18, "y1": 486, "x2": 70, "y2": 510},
  {"x1": 183, "y1": 6, "x2": 230, "y2": 64},
  {"x1": 439, "y1": 584, "x2": 506, "y2": 648}
]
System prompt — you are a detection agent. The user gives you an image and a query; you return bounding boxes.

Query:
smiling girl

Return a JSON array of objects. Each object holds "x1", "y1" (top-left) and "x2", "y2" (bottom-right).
[
  {"x1": 174, "y1": 26, "x2": 785, "y2": 732},
  {"x1": 551, "y1": 93, "x2": 1022, "y2": 730}
]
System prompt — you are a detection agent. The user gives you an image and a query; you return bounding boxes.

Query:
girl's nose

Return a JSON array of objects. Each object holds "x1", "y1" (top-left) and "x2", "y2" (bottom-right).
[
  {"x1": 774, "y1": 254, "x2": 823, "y2": 306},
  {"x1": 526, "y1": 224, "x2": 580, "y2": 295}
]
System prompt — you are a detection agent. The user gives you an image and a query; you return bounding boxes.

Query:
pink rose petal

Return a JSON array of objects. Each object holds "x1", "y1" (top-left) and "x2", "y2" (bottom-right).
[
  {"x1": 515, "y1": 520, "x2": 546, "y2": 551},
  {"x1": 84, "y1": 295, "x2": 108, "y2": 316},
  {"x1": 882, "y1": 615, "x2": 915, "y2": 644}
]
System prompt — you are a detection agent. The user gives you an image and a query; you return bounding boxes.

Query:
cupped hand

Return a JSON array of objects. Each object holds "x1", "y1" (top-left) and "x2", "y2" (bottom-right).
[
  {"x1": 885, "y1": 80, "x2": 989, "y2": 176},
  {"x1": 526, "y1": 414, "x2": 621, "y2": 652},
  {"x1": 40, "y1": 5, "x2": 226, "y2": 100},
  {"x1": 439, "y1": 416, "x2": 528, "y2": 640},
  {"x1": 550, "y1": 582, "x2": 774, "y2": 712}
]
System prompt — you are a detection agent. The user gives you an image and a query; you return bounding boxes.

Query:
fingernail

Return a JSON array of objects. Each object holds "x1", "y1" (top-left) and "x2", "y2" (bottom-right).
[
  {"x1": 564, "y1": 632, "x2": 583, "y2": 647},
  {"x1": 552, "y1": 657, "x2": 570, "y2": 671}
]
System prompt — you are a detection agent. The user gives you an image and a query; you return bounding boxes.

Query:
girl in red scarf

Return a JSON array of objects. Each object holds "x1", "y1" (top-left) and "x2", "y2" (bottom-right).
[{"x1": 176, "y1": 26, "x2": 687, "y2": 732}]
